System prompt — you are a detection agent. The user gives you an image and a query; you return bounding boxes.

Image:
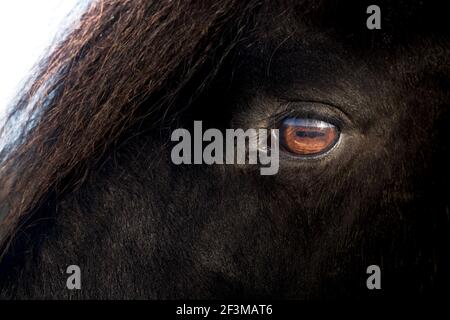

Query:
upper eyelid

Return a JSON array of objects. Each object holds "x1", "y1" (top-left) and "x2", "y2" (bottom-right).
[
  {"x1": 289, "y1": 100, "x2": 353, "y2": 121},
  {"x1": 279, "y1": 99, "x2": 353, "y2": 123},
  {"x1": 265, "y1": 101, "x2": 350, "y2": 129}
]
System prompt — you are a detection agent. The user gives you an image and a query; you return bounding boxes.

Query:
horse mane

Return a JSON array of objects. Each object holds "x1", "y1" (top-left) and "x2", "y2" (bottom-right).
[{"x1": 0, "y1": 0, "x2": 269, "y2": 256}]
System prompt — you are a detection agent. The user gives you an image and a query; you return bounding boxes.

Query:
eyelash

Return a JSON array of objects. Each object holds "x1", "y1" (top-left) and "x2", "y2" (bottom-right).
[{"x1": 268, "y1": 109, "x2": 342, "y2": 129}]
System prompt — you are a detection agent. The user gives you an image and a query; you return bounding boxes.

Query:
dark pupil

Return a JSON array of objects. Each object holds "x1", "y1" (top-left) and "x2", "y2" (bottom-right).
[{"x1": 295, "y1": 130, "x2": 325, "y2": 138}]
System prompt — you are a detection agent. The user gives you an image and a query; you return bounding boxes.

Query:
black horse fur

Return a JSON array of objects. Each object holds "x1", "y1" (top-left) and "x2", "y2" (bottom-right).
[{"x1": 0, "y1": 0, "x2": 449, "y2": 299}]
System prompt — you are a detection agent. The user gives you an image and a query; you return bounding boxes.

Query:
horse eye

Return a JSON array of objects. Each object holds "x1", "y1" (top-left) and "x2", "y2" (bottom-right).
[{"x1": 279, "y1": 118, "x2": 340, "y2": 156}]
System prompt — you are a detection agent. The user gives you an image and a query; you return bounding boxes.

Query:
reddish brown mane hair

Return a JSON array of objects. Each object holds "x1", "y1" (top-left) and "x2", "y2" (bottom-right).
[{"x1": 0, "y1": 0, "x2": 266, "y2": 255}]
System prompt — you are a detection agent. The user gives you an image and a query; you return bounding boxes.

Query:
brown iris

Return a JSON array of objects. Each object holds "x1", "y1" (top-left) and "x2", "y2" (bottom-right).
[{"x1": 280, "y1": 118, "x2": 339, "y2": 156}]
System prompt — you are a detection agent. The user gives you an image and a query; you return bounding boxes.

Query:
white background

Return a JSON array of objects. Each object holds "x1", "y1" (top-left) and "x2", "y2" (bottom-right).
[{"x1": 0, "y1": 0, "x2": 82, "y2": 123}]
